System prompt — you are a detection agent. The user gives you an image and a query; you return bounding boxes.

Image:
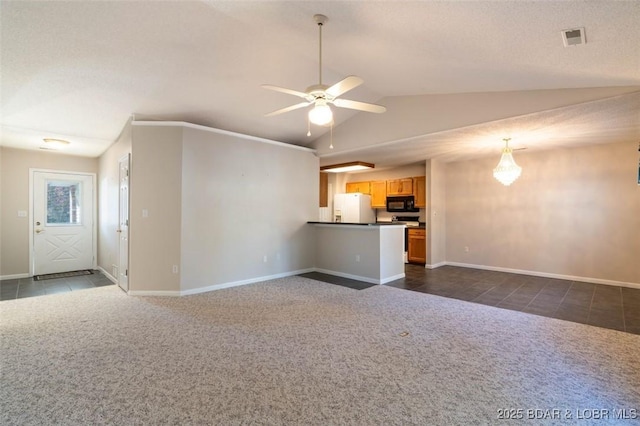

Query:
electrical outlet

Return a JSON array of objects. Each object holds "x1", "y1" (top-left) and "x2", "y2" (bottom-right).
[
  {"x1": 355, "y1": 255, "x2": 361, "y2": 262},
  {"x1": 172, "y1": 265, "x2": 179, "y2": 273},
  {"x1": 464, "y1": 246, "x2": 469, "y2": 252},
  {"x1": 263, "y1": 255, "x2": 268, "y2": 263}
]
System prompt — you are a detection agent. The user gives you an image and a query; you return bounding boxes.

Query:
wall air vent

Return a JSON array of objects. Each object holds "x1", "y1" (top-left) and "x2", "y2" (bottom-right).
[{"x1": 561, "y1": 27, "x2": 586, "y2": 47}]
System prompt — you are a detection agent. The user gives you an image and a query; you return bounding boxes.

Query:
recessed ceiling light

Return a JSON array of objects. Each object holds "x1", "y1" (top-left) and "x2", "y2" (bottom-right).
[{"x1": 42, "y1": 138, "x2": 70, "y2": 149}]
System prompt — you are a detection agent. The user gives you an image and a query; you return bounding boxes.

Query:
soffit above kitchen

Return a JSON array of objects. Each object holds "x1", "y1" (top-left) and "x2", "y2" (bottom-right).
[{"x1": 1, "y1": 1, "x2": 639, "y2": 162}]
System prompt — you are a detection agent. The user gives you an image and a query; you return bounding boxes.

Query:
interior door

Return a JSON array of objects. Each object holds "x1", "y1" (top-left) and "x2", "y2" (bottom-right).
[
  {"x1": 118, "y1": 155, "x2": 130, "y2": 292},
  {"x1": 32, "y1": 171, "x2": 95, "y2": 275}
]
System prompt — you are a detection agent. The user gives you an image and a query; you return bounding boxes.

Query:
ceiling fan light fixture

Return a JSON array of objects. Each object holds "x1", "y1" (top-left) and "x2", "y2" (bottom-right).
[
  {"x1": 493, "y1": 138, "x2": 522, "y2": 186},
  {"x1": 320, "y1": 161, "x2": 374, "y2": 173},
  {"x1": 308, "y1": 100, "x2": 333, "y2": 126}
]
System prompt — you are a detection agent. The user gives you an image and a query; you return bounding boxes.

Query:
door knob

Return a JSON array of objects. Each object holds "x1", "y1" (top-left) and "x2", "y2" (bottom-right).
[{"x1": 35, "y1": 229, "x2": 44, "y2": 234}]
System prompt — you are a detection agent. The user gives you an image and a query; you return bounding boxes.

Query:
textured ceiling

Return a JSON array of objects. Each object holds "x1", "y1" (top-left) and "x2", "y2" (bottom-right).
[{"x1": 1, "y1": 1, "x2": 639, "y2": 163}]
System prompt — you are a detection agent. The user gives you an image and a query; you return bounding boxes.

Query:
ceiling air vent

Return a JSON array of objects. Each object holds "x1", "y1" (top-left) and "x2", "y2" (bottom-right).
[{"x1": 561, "y1": 27, "x2": 586, "y2": 47}]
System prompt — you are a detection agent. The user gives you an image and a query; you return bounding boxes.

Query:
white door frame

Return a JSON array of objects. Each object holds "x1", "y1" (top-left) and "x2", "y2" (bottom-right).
[
  {"x1": 117, "y1": 154, "x2": 130, "y2": 292},
  {"x1": 29, "y1": 168, "x2": 98, "y2": 277}
]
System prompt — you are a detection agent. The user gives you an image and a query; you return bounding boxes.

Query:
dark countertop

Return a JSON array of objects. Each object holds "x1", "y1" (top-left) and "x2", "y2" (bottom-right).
[{"x1": 307, "y1": 221, "x2": 404, "y2": 226}]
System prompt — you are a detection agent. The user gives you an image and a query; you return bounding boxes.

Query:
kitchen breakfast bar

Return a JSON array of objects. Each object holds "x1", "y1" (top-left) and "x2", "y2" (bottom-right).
[{"x1": 307, "y1": 222, "x2": 406, "y2": 285}]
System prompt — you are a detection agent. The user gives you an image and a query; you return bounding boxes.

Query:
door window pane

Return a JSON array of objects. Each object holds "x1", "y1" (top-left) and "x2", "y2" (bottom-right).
[{"x1": 46, "y1": 180, "x2": 82, "y2": 225}]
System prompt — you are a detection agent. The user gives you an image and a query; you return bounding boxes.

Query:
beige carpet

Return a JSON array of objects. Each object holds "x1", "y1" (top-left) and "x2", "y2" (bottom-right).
[{"x1": 1, "y1": 277, "x2": 639, "y2": 425}]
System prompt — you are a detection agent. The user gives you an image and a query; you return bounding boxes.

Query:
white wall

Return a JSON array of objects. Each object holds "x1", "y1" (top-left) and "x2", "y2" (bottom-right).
[
  {"x1": 445, "y1": 140, "x2": 640, "y2": 286},
  {"x1": 312, "y1": 87, "x2": 640, "y2": 156},
  {"x1": 180, "y1": 125, "x2": 318, "y2": 292}
]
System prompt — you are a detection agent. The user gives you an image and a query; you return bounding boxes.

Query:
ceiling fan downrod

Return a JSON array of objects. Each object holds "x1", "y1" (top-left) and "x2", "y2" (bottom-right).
[{"x1": 314, "y1": 14, "x2": 328, "y2": 87}]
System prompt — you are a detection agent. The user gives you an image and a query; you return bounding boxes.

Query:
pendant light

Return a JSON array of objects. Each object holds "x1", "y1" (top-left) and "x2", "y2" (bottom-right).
[{"x1": 493, "y1": 137, "x2": 522, "y2": 186}]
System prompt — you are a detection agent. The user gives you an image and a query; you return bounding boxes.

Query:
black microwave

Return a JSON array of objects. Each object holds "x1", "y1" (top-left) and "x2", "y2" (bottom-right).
[{"x1": 386, "y1": 196, "x2": 419, "y2": 212}]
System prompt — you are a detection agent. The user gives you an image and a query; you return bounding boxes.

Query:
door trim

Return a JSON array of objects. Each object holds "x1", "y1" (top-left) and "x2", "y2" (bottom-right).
[
  {"x1": 29, "y1": 168, "x2": 98, "y2": 277},
  {"x1": 117, "y1": 154, "x2": 130, "y2": 293}
]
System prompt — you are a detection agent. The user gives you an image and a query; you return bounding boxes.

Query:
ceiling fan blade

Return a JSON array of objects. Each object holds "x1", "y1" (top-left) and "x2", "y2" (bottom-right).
[
  {"x1": 326, "y1": 76, "x2": 364, "y2": 98},
  {"x1": 261, "y1": 84, "x2": 310, "y2": 100},
  {"x1": 333, "y1": 98, "x2": 387, "y2": 113},
  {"x1": 264, "y1": 102, "x2": 310, "y2": 117}
]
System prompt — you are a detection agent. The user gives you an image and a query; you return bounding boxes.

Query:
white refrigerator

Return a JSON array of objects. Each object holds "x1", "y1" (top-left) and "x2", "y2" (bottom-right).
[{"x1": 333, "y1": 193, "x2": 376, "y2": 223}]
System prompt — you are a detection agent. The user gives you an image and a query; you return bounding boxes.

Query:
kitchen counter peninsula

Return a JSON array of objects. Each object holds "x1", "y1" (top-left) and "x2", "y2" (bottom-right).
[
  {"x1": 308, "y1": 221, "x2": 405, "y2": 284},
  {"x1": 307, "y1": 221, "x2": 402, "y2": 226}
]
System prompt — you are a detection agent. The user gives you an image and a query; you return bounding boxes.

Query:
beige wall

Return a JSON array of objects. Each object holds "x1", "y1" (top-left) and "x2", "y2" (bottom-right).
[
  {"x1": 97, "y1": 121, "x2": 132, "y2": 279},
  {"x1": 180, "y1": 126, "x2": 318, "y2": 291},
  {"x1": 427, "y1": 159, "x2": 447, "y2": 267},
  {"x1": 128, "y1": 124, "x2": 183, "y2": 293},
  {"x1": 0, "y1": 147, "x2": 98, "y2": 277},
  {"x1": 446, "y1": 140, "x2": 640, "y2": 285}
]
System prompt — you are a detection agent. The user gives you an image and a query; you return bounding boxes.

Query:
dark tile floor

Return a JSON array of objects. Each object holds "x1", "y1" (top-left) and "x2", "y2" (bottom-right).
[
  {"x1": 0, "y1": 270, "x2": 114, "y2": 301},
  {"x1": 303, "y1": 265, "x2": 640, "y2": 335}
]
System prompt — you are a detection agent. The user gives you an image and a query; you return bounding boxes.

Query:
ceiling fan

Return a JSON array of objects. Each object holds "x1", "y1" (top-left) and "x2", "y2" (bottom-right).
[{"x1": 262, "y1": 14, "x2": 386, "y2": 128}]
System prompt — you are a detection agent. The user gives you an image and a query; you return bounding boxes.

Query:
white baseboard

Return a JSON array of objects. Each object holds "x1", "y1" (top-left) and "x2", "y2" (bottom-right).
[
  {"x1": 97, "y1": 266, "x2": 118, "y2": 284},
  {"x1": 313, "y1": 268, "x2": 405, "y2": 285},
  {"x1": 0, "y1": 273, "x2": 30, "y2": 280},
  {"x1": 128, "y1": 268, "x2": 316, "y2": 297},
  {"x1": 445, "y1": 262, "x2": 640, "y2": 290},
  {"x1": 425, "y1": 261, "x2": 447, "y2": 270},
  {"x1": 118, "y1": 262, "x2": 640, "y2": 297}
]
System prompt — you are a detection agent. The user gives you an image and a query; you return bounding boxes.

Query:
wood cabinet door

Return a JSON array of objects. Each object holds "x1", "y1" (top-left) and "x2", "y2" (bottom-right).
[
  {"x1": 370, "y1": 181, "x2": 387, "y2": 208},
  {"x1": 387, "y1": 178, "x2": 413, "y2": 196},
  {"x1": 408, "y1": 229, "x2": 426, "y2": 264},
  {"x1": 346, "y1": 181, "x2": 371, "y2": 194},
  {"x1": 413, "y1": 176, "x2": 426, "y2": 208},
  {"x1": 386, "y1": 180, "x2": 400, "y2": 195},
  {"x1": 319, "y1": 172, "x2": 329, "y2": 207}
]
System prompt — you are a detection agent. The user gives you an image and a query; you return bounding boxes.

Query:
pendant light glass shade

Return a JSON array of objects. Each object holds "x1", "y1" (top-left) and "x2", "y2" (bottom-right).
[
  {"x1": 493, "y1": 138, "x2": 522, "y2": 186},
  {"x1": 308, "y1": 101, "x2": 333, "y2": 125}
]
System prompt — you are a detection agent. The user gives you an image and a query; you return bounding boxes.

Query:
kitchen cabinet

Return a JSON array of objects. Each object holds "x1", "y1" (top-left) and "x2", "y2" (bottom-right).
[
  {"x1": 407, "y1": 228, "x2": 426, "y2": 264},
  {"x1": 370, "y1": 181, "x2": 387, "y2": 208},
  {"x1": 413, "y1": 176, "x2": 426, "y2": 208},
  {"x1": 387, "y1": 178, "x2": 413, "y2": 196},
  {"x1": 319, "y1": 172, "x2": 328, "y2": 207},
  {"x1": 346, "y1": 181, "x2": 371, "y2": 194}
]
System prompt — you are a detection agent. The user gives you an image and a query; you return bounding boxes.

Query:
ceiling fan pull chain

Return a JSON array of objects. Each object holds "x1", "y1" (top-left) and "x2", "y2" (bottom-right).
[
  {"x1": 307, "y1": 117, "x2": 311, "y2": 137},
  {"x1": 329, "y1": 122, "x2": 334, "y2": 149}
]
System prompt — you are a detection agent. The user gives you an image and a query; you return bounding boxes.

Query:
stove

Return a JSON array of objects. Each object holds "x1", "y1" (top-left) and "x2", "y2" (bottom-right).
[{"x1": 395, "y1": 215, "x2": 420, "y2": 227}]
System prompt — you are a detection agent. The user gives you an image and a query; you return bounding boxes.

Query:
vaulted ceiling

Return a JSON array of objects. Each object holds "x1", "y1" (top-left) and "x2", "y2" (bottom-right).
[{"x1": 1, "y1": 1, "x2": 639, "y2": 165}]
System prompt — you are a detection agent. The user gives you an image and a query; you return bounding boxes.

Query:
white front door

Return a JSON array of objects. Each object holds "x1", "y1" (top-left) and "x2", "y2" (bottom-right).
[
  {"x1": 32, "y1": 171, "x2": 95, "y2": 275},
  {"x1": 118, "y1": 155, "x2": 130, "y2": 292}
]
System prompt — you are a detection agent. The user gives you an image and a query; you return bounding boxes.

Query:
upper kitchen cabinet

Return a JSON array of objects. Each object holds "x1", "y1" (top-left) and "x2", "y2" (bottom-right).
[
  {"x1": 387, "y1": 178, "x2": 413, "y2": 196},
  {"x1": 346, "y1": 181, "x2": 371, "y2": 194},
  {"x1": 370, "y1": 181, "x2": 387, "y2": 208},
  {"x1": 413, "y1": 176, "x2": 426, "y2": 208}
]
